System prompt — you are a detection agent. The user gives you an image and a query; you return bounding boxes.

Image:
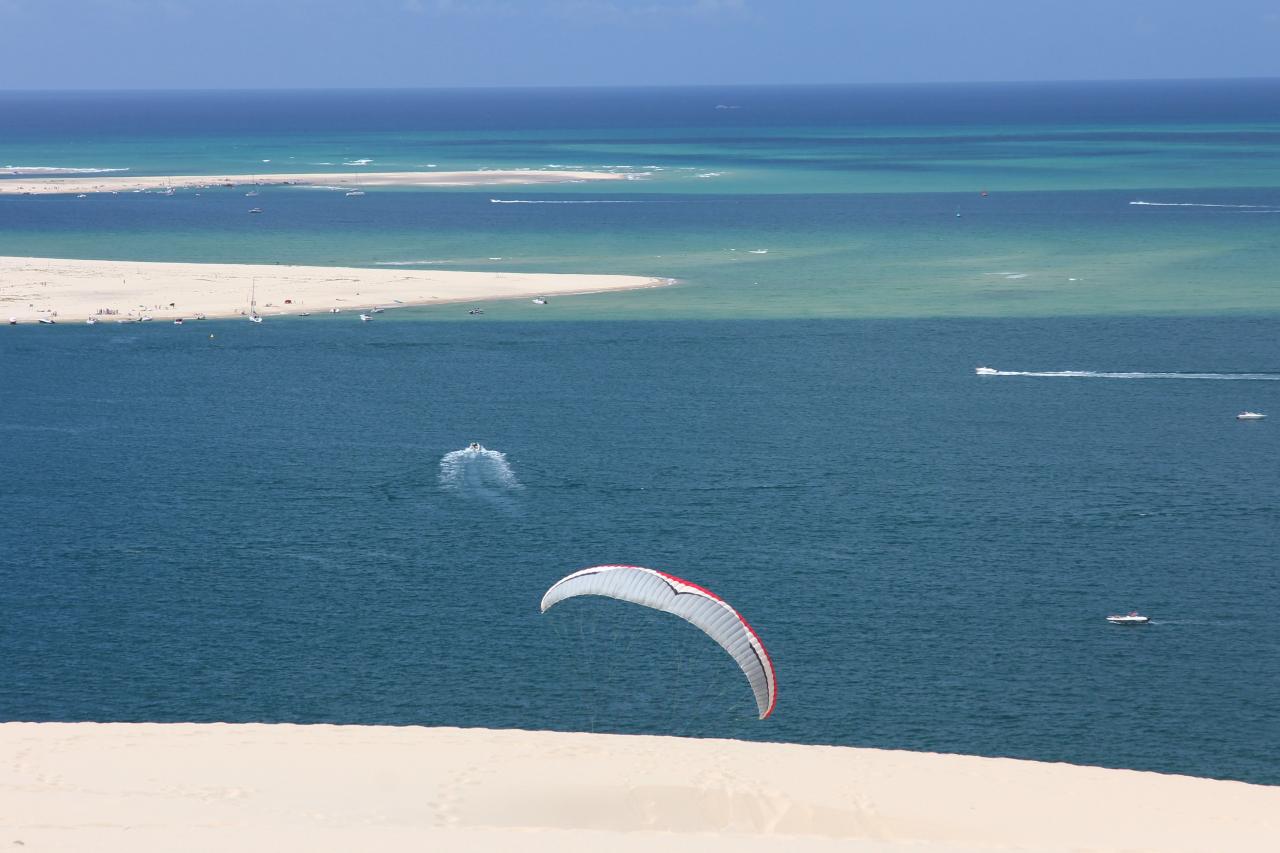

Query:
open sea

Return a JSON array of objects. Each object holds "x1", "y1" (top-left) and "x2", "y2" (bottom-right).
[{"x1": 1, "y1": 82, "x2": 1278, "y2": 784}]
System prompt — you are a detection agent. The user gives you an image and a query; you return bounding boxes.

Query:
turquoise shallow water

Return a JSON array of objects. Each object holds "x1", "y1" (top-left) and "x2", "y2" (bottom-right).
[
  {"x1": 3, "y1": 82, "x2": 1280, "y2": 319},
  {"x1": 3, "y1": 185, "x2": 1279, "y2": 320},
  {"x1": 0, "y1": 83, "x2": 1274, "y2": 318},
  {"x1": 1, "y1": 84, "x2": 1278, "y2": 783}
]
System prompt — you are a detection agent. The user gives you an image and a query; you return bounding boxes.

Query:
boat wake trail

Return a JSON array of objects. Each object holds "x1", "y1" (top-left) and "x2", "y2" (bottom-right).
[
  {"x1": 975, "y1": 367, "x2": 1280, "y2": 380},
  {"x1": 439, "y1": 445, "x2": 522, "y2": 504},
  {"x1": 1129, "y1": 200, "x2": 1279, "y2": 210}
]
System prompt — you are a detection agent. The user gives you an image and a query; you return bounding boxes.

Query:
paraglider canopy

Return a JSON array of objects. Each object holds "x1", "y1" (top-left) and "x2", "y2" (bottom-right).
[{"x1": 540, "y1": 565, "x2": 777, "y2": 720}]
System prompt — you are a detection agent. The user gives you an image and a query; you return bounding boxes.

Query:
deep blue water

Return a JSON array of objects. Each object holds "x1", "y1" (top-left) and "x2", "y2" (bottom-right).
[
  {"x1": 2, "y1": 316, "x2": 1277, "y2": 783},
  {"x1": 2, "y1": 82, "x2": 1279, "y2": 785},
  {"x1": 4, "y1": 80, "x2": 1279, "y2": 138}
]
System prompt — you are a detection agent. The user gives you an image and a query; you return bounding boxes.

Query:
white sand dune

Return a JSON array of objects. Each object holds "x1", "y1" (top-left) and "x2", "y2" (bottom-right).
[
  {"x1": 0, "y1": 256, "x2": 667, "y2": 323},
  {"x1": 0, "y1": 169, "x2": 634, "y2": 195},
  {"x1": 1, "y1": 723, "x2": 1275, "y2": 852}
]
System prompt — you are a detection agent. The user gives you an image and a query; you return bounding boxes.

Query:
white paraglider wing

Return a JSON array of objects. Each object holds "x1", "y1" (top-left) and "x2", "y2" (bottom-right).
[{"x1": 540, "y1": 565, "x2": 777, "y2": 719}]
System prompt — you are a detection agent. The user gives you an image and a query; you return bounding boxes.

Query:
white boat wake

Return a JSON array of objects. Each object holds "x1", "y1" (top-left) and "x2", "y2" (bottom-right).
[
  {"x1": 1129, "y1": 200, "x2": 1279, "y2": 210},
  {"x1": 439, "y1": 444, "x2": 521, "y2": 496},
  {"x1": 975, "y1": 367, "x2": 1280, "y2": 380}
]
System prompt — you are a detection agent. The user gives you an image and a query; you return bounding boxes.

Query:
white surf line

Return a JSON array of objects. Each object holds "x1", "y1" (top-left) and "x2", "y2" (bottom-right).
[
  {"x1": 0, "y1": 169, "x2": 638, "y2": 195},
  {"x1": 489, "y1": 198, "x2": 650, "y2": 204}
]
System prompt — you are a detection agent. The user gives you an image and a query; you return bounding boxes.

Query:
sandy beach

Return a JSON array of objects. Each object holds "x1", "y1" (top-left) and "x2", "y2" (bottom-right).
[
  {"x1": 0, "y1": 723, "x2": 1274, "y2": 852},
  {"x1": 0, "y1": 169, "x2": 637, "y2": 195},
  {"x1": 0, "y1": 256, "x2": 667, "y2": 323}
]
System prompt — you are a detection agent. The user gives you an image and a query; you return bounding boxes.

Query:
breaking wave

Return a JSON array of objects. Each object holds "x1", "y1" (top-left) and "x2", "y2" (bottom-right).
[
  {"x1": 489, "y1": 198, "x2": 647, "y2": 204},
  {"x1": 3, "y1": 165, "x2": 129, "y2": 175},
  {"x1": 375, "y1": 259, "x2": 450, "y2": 266}
]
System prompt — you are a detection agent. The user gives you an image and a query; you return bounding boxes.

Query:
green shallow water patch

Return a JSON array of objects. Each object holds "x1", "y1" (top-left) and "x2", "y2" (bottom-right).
[{"x1": 3, "y1": 186, "x2": 1278, "y2": 320}]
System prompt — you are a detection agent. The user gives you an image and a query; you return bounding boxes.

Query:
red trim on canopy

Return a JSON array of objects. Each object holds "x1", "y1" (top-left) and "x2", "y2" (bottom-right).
[{"x1": 653, "y1": 569, "x2": 778, "y2": 719}]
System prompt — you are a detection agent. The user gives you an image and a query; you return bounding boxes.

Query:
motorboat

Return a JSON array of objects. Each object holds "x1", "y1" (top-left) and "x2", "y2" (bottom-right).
[
  {"x1": 468, "y1": 442, "x2": 483, "y2": 451},
  {"x1": 249, "y1": 314, "x2": 263, "y2": 324},
  {"x1": 248, "y1": 207, "x2": 264, "y2": 214},
  {"x1": 173, "y1": 318, "x2": 184, "y2": 325},
  {"x1": 38, "y1": 318, "x2": 56, "y2": 324},
  {"x1": 299, "y1": 312, "x2": 311, "y2": 317},
  {"x1": 1106, "y1": 612, "x2": 1150, "y2": 625},
  {"x1": 1237, "y1": 411, "x2": 1267, "y2": 420},
  {"x1": 468, "y1": 308, "x2": 484, "y2": 315},
  {"x1": 975, "y1": 366, "x2": 998, "y2": 375},
  {"x1": 359, "y1": 313, "x2": 372, "y2": 322},
  {"x1": 85, "y1": 317, "x2": 98, "y2": 325},
  {"x1": 371, "y1": 307, "x2": 384, "y2": 313},
  {"x1": 245, "y1": 191, "x2": 259, "y2": 197},
  {"x1": 139, "y1": 315, "x2": 153, "y2": 322},
  {"x1": 345, "y1": 191, "x2": 365, "y2": 197},
  {"x1": 532, "y1": 297, "x2": 547, "y2": 305}
]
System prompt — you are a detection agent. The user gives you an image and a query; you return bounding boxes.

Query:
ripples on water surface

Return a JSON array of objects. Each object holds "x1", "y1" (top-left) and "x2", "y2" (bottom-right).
[
  {"x1": 2, "y1": 83, "x2": 1278, "y2": 784},
  {"x1": 1, "y1": 317, "x2": 1277, "y2": 783}
]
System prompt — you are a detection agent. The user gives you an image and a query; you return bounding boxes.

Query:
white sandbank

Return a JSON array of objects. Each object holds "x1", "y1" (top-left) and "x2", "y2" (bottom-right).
[
  {"x1": 0, "y1": 256, "x2": 667, "y2": 323},
  {"x1": 0, "y1": 723, "x2": 1274, "y2": 852},
  {"x1": 0, "y1": 169, "x2": 634, "y2": 195}
]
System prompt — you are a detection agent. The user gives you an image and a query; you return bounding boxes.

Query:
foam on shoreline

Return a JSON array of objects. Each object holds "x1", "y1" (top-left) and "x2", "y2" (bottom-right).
[{"x1": 0, "y1": 169, "x2": 638, "y2": 195}]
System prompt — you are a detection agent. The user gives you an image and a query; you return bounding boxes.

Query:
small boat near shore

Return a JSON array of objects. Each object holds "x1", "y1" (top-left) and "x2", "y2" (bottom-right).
[
  {"x1": 1107, "y1": 612, "x2": 1150, "y2": 625},
  {"x1": 1236, "y1": 411, "x2": 1267, "y2": 420},
  {"x1": 359, "y1": 313, "x2": 372, "y2": 322}
]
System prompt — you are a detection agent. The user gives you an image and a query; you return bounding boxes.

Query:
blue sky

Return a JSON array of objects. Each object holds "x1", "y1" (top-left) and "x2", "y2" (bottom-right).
[{"x1": 2, "y1": 0, "x2": 1278, "y2": 89}]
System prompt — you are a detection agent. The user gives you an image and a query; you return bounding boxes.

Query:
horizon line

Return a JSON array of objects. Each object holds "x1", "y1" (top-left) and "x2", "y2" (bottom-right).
[{"x1": 3, "y1": 75, "x2": 1280, "y2": 95}]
